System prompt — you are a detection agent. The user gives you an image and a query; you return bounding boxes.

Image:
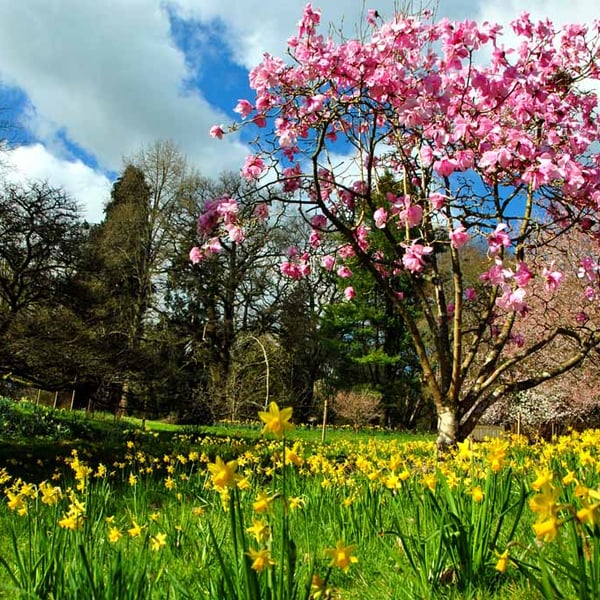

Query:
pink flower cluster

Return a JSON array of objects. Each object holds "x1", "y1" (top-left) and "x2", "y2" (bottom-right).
[
  {"x1": 198, "y1": 3, "x2": 600, "y2": 313},
  {"x1": 280, "y1": 246, "x2": 311, "y2": 279}
]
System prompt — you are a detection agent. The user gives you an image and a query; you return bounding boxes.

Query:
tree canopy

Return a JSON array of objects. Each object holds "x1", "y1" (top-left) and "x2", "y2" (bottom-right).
[{"x1": 196, "y1": 6, "x2": 600, "y2": 447}]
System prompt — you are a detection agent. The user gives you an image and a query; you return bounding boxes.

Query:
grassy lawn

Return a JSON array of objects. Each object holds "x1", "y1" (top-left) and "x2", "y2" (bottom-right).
[{"x1": 1, "y1": 397, "x2": 598, "y2": 599}]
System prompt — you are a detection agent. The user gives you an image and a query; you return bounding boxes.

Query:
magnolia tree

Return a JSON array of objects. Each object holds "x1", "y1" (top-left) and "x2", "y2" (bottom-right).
[{"x1": 192, "y1": 4, "x2": 600, "y2": 448}]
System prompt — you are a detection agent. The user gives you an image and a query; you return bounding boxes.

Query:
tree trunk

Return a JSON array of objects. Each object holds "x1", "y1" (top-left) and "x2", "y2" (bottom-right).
[{"x1": 436, "y1": 406, "x2": 458, "y2": 452}]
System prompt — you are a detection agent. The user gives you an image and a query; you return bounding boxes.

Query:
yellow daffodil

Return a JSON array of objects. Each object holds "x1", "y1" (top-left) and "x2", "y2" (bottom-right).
[
  {"x1": 39, "y1": 481, "x2": 62, "y2": 505},
  {"x1": 495, "y1": 549, "x2": 510, "y2": 573},
  {"x1": 108, "y1": 526, "x2": 122, "y2": 543},
  {"x1": 208, "y1": 456, "x2": 241, "y2": 490},
  {"x1": 470, "y1": 485, "x2": 484, "y2": 503},
  {"x1": 529, "y1": 484, "x2": 560, "y2": 522},
  {"x1": 532, "y1": 517, "x2": 559, "y2": 542},
  {"x1": 258, "y1": 402, "x2": 295, "y2": 438},
  {"x1": 247, "y1": 547, "x2": 275, "y2": 572},
  {"x1": 151, "y1": 532, "x2": 167, "y2": 551},
  {"x1": 324, "y1": 540, "x2": 358, "y2": 573},
  {"x1": 253, "y1": 491, "x2": 275, "y2": 513},
  {"x1": 288, "y1": 496, "x2": 305, "y2": 510},
  {"x1": 246, "y1": 518, "x2": 270, "y2": 543},
  {"x1": 576, "y1": 500, "x2": 600, "y2": 527},
  {"x1": 531, "y1": 469, "x2": 553, "y2": 492},
  {"x1": 127, "y1": 520, "x2": 144, "y2": 537}
]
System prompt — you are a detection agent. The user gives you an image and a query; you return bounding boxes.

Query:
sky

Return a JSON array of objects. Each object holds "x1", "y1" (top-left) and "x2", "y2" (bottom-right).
[{"x1": 0, "y1": 0, "x2": 599, "y2": 223}]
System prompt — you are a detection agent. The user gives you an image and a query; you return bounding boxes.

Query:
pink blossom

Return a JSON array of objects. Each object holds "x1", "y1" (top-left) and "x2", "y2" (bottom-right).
[
  {"x1": 280, "y1": 261, "x2": 300, "y2": 279},
  {"x1": 311, "y1": 214, "x2": 327, "y2": 228},
  {"x1": 216, "y1": 199, "x2": 239, "y2": 223},
  {"x1": 338, "y1": 245, "x2": 355, "y2": 260},
  {"x1": 209, "y1": 125, "x2": 224, "y2": 139},
  {"x1": 321, "y1": 255, "x2": 335, "y2": 270},
  {"x1": 420, "y1": 146, "x2": 435, "y2": 167},
  {"x1": 402, "y1": 243, "x2": 434, "y2": 273},
  {"x1": 197, "y1": 211, "x2": 219, "y2": 235},
  {"x1": 309, "y1": 230, "x2": 321, "y2": 248},
  {"x1": 511, "y1": 334, "x2": 525, "y2": 348},
  {"x1": 496, "y1": 284, "x2": 527, "y2": 315},
  {"x1": 399, "y1": 201, "x2": 423, "y2": 229},
  {"x1": 447, "y1": 302, "x2": 455, "y2": 316},
  {"x1": 283, "y1": 164, "x2": 302, "y2": 193},
  {"x1": 225, "y1": 224, "x2": 245, "y2": 244},
  {"x1": 479, "y1": 148, "x2": 512, "y2": 169},
  {"x1": 344, "y1": 286, "x2": 355, "y2": 301},
  {"x1": 207, "y1": 237, "x2": 223, "y2": 253},
  {"x1": 241, "y1": 155, "x2": 265, "y2": 180},
  {"x1": 449, "y1": 225, "x2": 469, "y2": 249},
  {"x1": 487, "y1": 223, "x2": 511, "y2": 254},
  {"x1": 374, "y1": 207, "x2": 388, "y2": 228},
  {"x1": 464, "y1": 288, "x2": 477, "y2": 301},
  {"x1": 234, "y1": 99, "x2": 254, "y2": 118},
  {"x1": 299, "y1": 259, "x2": 311, "y2": 277},
  {"x1": 253, "y1": 203, "x2": 270, "y2": 221},
  {"x1": 576, "y1": 311, "x2": 588, "y2": 324},
  {"x1": 355, "y1": 225, "x2": 370, "y2": 252},
  {"x1": 514, "y1": 262, "x2": 532, "y2": 288},
  {"x1": 366, "y1": 9, "x2": 379, "y2": 26},
  {"x1": 337, "y1": 265, "x2": 353, "y2": 278},
  {"x1": 585, "y1": 286, "x2": 596, "y2": 301},
  {"x1": 304, "y1": 94, "x2": 326, "y2": 113},
  {"x1": 189, "y1": 246, "x2": 202, "y2": 264},
  {"x1": 542, "y1": 261, "x2": 563, "y2": 293},
  {"x1": 429, "y1": 193, "x2": 446, "y2": 210},
  {"x1": 253, "y1": 115, "x2": 267, "y2": 128},
  {"x1": 479, "y1": 258, "x2": 511, "y2": 286},
  {"x1": 297, "y1": 3, "x2": 321, "y2": 37},
  {"x1": 434, "y1": 157, "x2": 458, "y2": 176},
  {"x1": 578, "y1": 256, "x2": 599, "y2": 281}
]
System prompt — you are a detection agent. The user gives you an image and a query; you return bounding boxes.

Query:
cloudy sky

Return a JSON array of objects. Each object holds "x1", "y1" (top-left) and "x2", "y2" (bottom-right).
[{"x1": 0, "y1": 0, "x2": 599, "y2": 222}]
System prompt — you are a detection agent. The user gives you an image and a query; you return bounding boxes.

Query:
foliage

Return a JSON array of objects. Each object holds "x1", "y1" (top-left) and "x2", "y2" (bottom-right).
[{"x1": 0, "y1": 181, "x2": 87, "y2": 388}]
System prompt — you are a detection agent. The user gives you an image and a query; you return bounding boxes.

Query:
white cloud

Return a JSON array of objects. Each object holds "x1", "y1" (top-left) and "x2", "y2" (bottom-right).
[
  {"x1": 4, "y1": 144, "x2": 112, "y2": 223},
  {"x1": 0, "y1": 0, "x2": 247, "y2": 174},
  {"x1": 473, "y1": 0, "x2": 600, "y2": 28},
  {"x1": 0, "y1": 0, "x2": 598, "y2": 227},
  {"x1": 168, "y1": 1, "x2": 360, "y2": 69}
]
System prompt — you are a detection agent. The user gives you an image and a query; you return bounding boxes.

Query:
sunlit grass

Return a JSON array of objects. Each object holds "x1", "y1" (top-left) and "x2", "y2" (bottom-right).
[{"x1": 1, "y1": 397, "x2": 599, "y2": 599}]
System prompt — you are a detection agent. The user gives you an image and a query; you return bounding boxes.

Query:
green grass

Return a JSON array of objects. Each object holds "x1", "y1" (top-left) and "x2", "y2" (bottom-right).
[{"x1": 1, "y1": 397, "x2": 598, "y2": 599}]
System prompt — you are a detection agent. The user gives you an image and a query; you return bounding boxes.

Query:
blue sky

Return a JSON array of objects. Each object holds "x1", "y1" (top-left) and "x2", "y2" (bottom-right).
[{"x1": 0, "y1": 0, "x2": 598, "y2": 223}]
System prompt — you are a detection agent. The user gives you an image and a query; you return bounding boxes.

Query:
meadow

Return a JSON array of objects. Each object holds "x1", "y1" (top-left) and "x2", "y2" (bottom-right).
[{"x1": 0, "y1": 397, "x2": 599, "y2": 599}]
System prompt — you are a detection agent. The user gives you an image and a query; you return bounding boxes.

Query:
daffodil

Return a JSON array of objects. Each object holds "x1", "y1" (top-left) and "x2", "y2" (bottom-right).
[
  {"x1": 470, "y1": 485, "x2": 484, "y2": 503},
  {"x1": 108, "y1": 526, "x2": 122, "y2": 543},
  {"x1": 127, "y1": 520, "x2": 144, "y2": 537},
  {"x1": 258, "y1": 401, "x2": 295, "y2": 438},
  {"x1": 247, "y1": 547, "x2": 275, "y2": 572},
  {"x1": 151, "y1": 532, "x2": 167, "y2": 551},
  {"x1": 208, "y1": 456, "x2": 241, "y2": 490},
  {"x1": 253, "y1": 491, "x2": 276, "y2": 513},
  {"x1": 324, "y1": 540, "x2": 358, "y2": 573},
  {"x1": 246, "y1": 518, "x2": 270, "y2": 543},
  {"x1": 39, "y1": 481, "x2": 62, "y2": 505},
  {"x1": 532, "y1": 517, "x2": 559, "y2": 542},
  {"x1": 495, "y1": 549, "x2": 510, "y2": 573}
]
